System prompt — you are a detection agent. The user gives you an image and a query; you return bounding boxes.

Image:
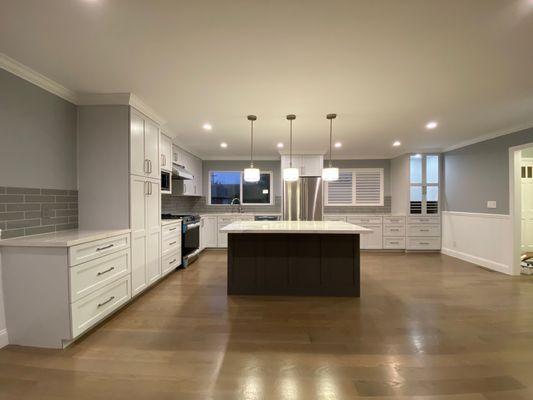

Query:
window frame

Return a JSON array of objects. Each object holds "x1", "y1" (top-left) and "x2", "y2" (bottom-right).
[
  {"x1": 409, "y1": 154, "x2": 440, "y2": 215},
  {"x1": 208, "y1": 170, "x2": 274, "y2": 206},
  {"x1": 324, "y1": 168, "x2": 384, "y2": 207}
]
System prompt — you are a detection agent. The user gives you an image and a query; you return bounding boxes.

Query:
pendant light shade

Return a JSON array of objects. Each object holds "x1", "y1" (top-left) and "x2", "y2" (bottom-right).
[
  {"x1": 283, "y1": 114, "x2": 299, "y2": 182},
  {"x1": 244, "y1": 115, "x2": 260, "y2": 183},
  {"x1": 322, "y1": 113, "x2": 339, "y2": 182}
]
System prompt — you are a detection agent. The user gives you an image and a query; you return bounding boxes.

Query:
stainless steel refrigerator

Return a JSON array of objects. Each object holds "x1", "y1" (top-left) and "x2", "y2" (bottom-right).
[{"x1": 283, "y1": 176, "x2": 323, "y2": 221}]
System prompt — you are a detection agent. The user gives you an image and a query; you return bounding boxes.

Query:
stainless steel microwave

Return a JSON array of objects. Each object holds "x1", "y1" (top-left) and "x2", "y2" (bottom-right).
[{"x1": 161, "y1": 170, "x2": 171, "y2": 194}]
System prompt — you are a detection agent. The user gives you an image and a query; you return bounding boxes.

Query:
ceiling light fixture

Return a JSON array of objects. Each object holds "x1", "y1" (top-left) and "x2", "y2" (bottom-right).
[
  {"x1": 220, "y1": 142, "x2": 228, "y2": 148},
  {"x1": 243, "y1": 115, "x2": 260, "y2": 182},
  {"x1": 277, "y1": 142, "x2": 284, "y2": 149},
  {"x1": 283, "y1": 114, "x2": 299, "y2": 182},
  {"x1": 202, "y1": 123, "x2": 213, "y2": 131},
  {"x1": 393, "y1": 140, "x2": 401, "y2": 147},
  {"x1": 425, "y1": 121, "x2": 438, "y2": 130},
  {"x1": 334, "y1": 142, "x2": 342, "y2": 148},
  {"x1": 322, "y1": 114, "x2": 339, "y2": 182}
]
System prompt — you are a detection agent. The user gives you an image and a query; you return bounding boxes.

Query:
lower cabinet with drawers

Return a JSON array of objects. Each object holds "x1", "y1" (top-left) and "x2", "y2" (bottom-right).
[
  {"x1": 0, "y1": 230, "x2": 133, "y2": 349},
  {"x1": 161, "y1": 220, "x2": 182, "y2": 276},
  {"x1": 324, "y1": 214, "x2": 441, "y2": 251}
]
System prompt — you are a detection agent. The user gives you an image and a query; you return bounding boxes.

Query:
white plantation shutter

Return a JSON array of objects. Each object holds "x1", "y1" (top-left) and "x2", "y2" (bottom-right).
[
  {"x1": 326, "y1": 170, "x2": 353, "y2": 205},
  {"x1": 354, "y1": 169, "x2": 384, "y2": 206}
]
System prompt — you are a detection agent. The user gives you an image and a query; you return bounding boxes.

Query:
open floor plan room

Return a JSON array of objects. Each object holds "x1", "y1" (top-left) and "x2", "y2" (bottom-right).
[{"x1": 1, "y1": 0, "x2": 533, "y2": 399}]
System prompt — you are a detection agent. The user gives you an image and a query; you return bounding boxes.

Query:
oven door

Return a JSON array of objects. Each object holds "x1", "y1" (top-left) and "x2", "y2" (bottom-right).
[
  {"x1": 161, "y1": 171, "x2": 171, "y2": 194},
  {"x1": 182, "y1": 222, "x2": 200, "y2": 263}
]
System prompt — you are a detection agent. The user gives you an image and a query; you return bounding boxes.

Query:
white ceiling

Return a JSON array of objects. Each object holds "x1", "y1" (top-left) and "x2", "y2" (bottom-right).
[{"x1": 1, "y1": 0, "x2": 533, "y2": 159}]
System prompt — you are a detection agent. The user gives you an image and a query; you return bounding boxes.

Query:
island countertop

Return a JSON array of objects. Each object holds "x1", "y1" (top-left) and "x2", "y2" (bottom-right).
[{"x1": 220, "y1": 220, "x2": 372, "y2": 234}]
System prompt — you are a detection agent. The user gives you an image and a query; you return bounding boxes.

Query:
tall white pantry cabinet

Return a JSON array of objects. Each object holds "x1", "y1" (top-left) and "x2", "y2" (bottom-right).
[{"x1": 78, "y1": 105, "x2": 161, "y2": 297}]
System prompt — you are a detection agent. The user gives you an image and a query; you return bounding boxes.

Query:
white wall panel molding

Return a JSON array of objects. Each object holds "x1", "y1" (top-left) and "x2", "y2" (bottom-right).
[
  {"x1": 441, "y1": 211, "x2": 513, "y2": 275},
  {"x1": 0, "y1": 53, "x2": 77, "y2": 104}
]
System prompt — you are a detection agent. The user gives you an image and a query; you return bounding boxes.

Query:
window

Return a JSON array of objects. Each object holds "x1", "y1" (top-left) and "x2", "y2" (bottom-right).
[
  {"x1": 325, "y1": 168, "x2": 384, "y2": 206},
  {"x1": 209, "y1": 171, "x2": 273, "y2": 205},
  {"x1": 409, "y1": 154, "x2": 439, "y2": 215}
]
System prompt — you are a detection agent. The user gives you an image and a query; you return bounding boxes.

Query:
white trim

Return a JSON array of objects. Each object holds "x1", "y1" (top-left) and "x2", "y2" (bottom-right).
[
  {"x1": 0, "y1": 52, "x2": 77, "y2": 103},
  {"x1": 441, "y1": 247, "x2": 511, "y2": 275},
  {"x1": 0, "y1": 329, "x2": 8, "y2": 348},
  {"x1": 443, "y1": 211, "x2": 511, "y2": 220},
  {"x1": 443, "y1": 121, "x2": 533, "y2": 152},
  {"x1": 202, "y1": 155, "x2": 280, "y2": 161}
]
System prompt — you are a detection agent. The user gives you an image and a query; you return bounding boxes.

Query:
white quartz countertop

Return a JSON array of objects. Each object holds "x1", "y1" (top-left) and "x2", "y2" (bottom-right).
[
  {"x1": 220, "y1": 220, "x2": 372, "y2": 234},
  {"x1": 0, "y1": 229, "x2": 131, "y2": 248}
]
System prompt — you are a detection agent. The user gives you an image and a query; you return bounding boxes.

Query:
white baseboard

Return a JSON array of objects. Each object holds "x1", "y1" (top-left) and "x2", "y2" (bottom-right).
[
  {"x1": 441, "y1": 247, "x2": 511, "y2": 275},
  {"x1": 0, "y1": 329, "x2": 8, "y2": 348}
]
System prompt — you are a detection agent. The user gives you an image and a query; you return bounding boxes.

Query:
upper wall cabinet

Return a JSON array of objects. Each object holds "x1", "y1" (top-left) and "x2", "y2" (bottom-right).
[
  {"x1": 171, "y1": 144, "x2": 203, "y2": 197},
  {"x1": 130, "y1": 109, "x2": 160, "y2": 180},
  {"x1": 160, "y1": 133, "x2": 172, "y2": 173},
  {"x1": 281, "y1": 155, "x2": 323, "y2": 177}
]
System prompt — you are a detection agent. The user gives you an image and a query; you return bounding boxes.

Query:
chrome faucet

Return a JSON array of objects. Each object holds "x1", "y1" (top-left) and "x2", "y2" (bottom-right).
[{"x1": 230, "y1": 197, "x2": 243, "y2": 213}]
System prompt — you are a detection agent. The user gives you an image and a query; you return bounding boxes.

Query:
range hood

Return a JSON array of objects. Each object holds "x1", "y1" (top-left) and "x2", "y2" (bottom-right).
[{"x1": 172, "y1": 162, "x2": 194, "y2": 180}]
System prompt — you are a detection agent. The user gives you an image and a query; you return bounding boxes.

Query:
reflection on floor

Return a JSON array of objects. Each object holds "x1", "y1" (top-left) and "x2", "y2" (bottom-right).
[{"x1": 0, "y1": 250, "x2": 532, "y2": 399}]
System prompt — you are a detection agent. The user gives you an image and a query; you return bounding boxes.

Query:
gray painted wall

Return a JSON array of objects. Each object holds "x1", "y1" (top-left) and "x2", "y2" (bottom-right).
[
  {"x1": 0, "y1": 69, "x2": 77, "y2": 189},
  {"x1": 0, "y1": 68, "x2": 78, "y2": 342},
  {"x1": 443, "y1": 127, "x2": 533, "y2": 214}
]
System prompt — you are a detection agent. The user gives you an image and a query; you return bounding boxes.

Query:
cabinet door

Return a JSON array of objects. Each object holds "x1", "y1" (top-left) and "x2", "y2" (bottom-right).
[
  {"x1": 130, "y1": 111, "x2": 146, "y2": 177},
  {"x1": 160, "y1": 134, "x2": 172, "y2": 172},
  {"x1": 145, "y1": 119, "x2": 160, "y2": 180},
  {"x1": 130, "y1": 176, "x2": 147, "y2": 296},
  {"x1": 205, "y1": 217, "x2": 218, "y2": 247},
  {"x1": 146, "y1": 179, "x2": 161, "y2": 285},
  {"x1": 360, "y1": 224, "x2": 383, "y2": 249},
  {"x1": 172, "y1": 144, "x2": 179, "y2": 163},
  {"x1": 302, "y1": 155, "x2": 323, "y2": 176}
]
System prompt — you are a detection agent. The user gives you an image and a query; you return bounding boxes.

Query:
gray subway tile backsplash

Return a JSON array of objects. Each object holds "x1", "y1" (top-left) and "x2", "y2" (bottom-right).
[{"x1": 0, "y1": 186, "x2": 78, "y2": 239}]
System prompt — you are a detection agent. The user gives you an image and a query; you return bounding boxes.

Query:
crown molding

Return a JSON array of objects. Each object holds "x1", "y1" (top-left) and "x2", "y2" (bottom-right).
[
  {"x1": 442, "y1": 120, "x2": 533, "y2": 152},
  {"x1": 201, "y1": 155, "x2": 280, "y2": 161},
  {"x1": 0, "y1": 52, "x2": 78, "y2": 104}
]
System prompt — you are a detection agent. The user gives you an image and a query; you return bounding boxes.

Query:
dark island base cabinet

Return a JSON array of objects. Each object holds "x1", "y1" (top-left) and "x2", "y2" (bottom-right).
[{"x1": 227, "y1": 233, "x2": 360, "y2": 297}]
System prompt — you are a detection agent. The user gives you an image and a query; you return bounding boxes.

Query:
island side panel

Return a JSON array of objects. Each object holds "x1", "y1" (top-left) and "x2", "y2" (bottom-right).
[{"x1": 227, "y1": 233, "x2": 360, "y2": 297}]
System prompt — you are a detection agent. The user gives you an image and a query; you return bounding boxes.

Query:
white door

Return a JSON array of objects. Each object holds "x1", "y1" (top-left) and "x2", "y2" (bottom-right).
[
  {"x1": 130, "y1": 176, "x2": 148, "y2": 295},
  {"x1": 146, "y1": 179, "x2": 161, "y2": 285},
  {"x1": 160, "y1": 134, "x2": 172, "y2": 172},
  {"x1": 130, "y1": 111, "x2": 146, "y2": 177},
  {"x1": 145, "y1": 119, "x2": 160, "y2": 180},
  {"x1": 521, "y1": 160, "x2": 533, "y2": 252}
]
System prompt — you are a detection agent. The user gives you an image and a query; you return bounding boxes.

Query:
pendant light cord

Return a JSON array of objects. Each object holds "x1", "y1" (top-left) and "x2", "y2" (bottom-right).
[
  {"x1": 289, "y1": 119, "x2": 293, "y2": 168},
  {"x1": 250, "y1": 119, "x2": 254, "y2": 168},
  {"x1": 329, "y1": 118, "x2": 333, "y2": 168}
]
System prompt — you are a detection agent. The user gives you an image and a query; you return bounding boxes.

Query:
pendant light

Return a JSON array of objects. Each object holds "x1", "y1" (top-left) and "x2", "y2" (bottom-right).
[
  {"x1": 243, "y1": 115, "x2": 260, "y2": 182},
  {"x1": 283, "y1": 114, "x2": 299, "y2": 181},
  {"x1": 322, "y1": 113, "x2": 339, "y2": 182}
]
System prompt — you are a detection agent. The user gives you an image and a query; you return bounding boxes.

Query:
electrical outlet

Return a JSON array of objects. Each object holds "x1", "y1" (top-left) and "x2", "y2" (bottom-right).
[{"x1": 487, "y1": 201, "x2": 497, "y2": 209}]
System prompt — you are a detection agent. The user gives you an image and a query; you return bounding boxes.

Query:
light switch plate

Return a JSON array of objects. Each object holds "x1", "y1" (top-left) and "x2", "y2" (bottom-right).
[{"x1": 487, "y1": 201, "x2": 497, "y2": 209}]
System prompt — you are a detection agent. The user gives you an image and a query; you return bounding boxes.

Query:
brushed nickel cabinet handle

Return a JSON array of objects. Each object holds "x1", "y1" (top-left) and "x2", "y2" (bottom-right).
[
  {"x1": 169, "y1": 227, "x2": 176, "y2": 231},
  {"x1": 97, "y1": 296, "x2": 115, "y2": 308},
  {"x1": 144, "y1": 159, "x2": 149, "y2": 173},
  {"x1": 96, "y1": 244, "x2": 114, "y2": 251},
  {"x1": 169, "y1": 259, "x2": 177, "y2": 264},
  {"x1": 169, "y1": 241, "x2": 177, "y2": 246},
  {"x1": 97, "y1": 266, "x2": 115, "y2": 276}
]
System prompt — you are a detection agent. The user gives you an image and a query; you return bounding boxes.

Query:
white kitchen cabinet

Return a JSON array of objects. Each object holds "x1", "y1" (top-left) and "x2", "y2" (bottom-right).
[
  {"x1": 201, "y1": 216, "x2": 218, "y2": 249},
  {"x1": 160, "y1": 133, "x2": 173, "y2": 172},
  {"x1": 161, "y1": 220, "x2": 182, "y2": 277},
  {"x1": 130, "y1": 109, "x2": 160, "y2": 180},
  {"x1": 281, "y1": 155, "x2": 323, "y2": 177},
  {"x1": 217, "y1": 215, "x2": 253, "y2": 248},
  {"x1": 130, "y1": 176, "x2": 161, "y2": 296},
  {"x1": 172, "y1": 144, "x2": 203, "y2": 196}
]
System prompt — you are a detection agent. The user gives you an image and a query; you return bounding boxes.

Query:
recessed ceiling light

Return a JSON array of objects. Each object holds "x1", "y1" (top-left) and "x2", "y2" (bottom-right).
[
  {"x1": 277, "y1": 142, "x2": 284, "y2": 148},
  {"x1": 425, "y1": 121, "x2": 438, "y2": 130},
  {"x1": 334, "y1": 142, "x2": 342, "y2": 148},
  {"x1": 393, "y1": 140, "x2": 401, "y2": 147},
  {"x1": 220, "y1": 142, "x2": 228, "y2": 148},
  {"x1": 202, "y1": 123, "x2": 212, "y2": 131}
]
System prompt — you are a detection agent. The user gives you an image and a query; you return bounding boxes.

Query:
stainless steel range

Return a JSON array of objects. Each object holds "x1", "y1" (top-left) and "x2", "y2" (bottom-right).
[{"x1": 161, "y1": 213, "x2": 201, "y2": 267}]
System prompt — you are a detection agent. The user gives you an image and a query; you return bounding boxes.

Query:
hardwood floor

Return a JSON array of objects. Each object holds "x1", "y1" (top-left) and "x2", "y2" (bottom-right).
[{"x1": 1, "y1": 250, "x2": 533, "y2": 399}]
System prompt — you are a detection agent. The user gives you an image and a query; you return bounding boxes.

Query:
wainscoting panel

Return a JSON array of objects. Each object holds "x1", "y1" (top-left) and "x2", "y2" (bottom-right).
[{"x1": 441, "y1": 211, "x2": 513, "y2": 275}]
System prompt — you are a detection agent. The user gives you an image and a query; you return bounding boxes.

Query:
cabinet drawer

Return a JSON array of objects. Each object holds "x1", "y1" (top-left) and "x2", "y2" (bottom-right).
[
  {"x1": 162, "y1": 250, "x2": 181, "y2": 277},
  {"x1": 383, "y1": 216, "x2": 405, "y2": 225},
  {"x1": 69, "y1": 233, "x2": 130, "y2": 266},
  {"x1": 162, "y1": 222, "x2": 181, "y2": 239},
  {"x1": 324, "y1": 215, "x2": 347, "y2": 222},
  {"x1": 407, "y1": 237, "x2": 441, "y2": 250},
  {"x1": 407, "y1": 216, "x2": 440, "y2": 224},
  {"x1": 407, "y1": 224, "x2": 440, "y2": 237},
  {"x1": 384, "y1": 238, "x2": 406, "y2": 249},
  {"x1": 383, "y1": 225, "x2": 405, "y2": 237},
  {"x1": 71, "y1": 275, "x2": 131, "y2": 338},
  {"x1": 70, "y1": 249, "x2": 130, "y2": 302},
  {"x1": 347, "y1": 216, "x2": 382, "y2": 225},
  {"x1": 162, "y1": 235, "x2": 181, "y2": 256}
]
